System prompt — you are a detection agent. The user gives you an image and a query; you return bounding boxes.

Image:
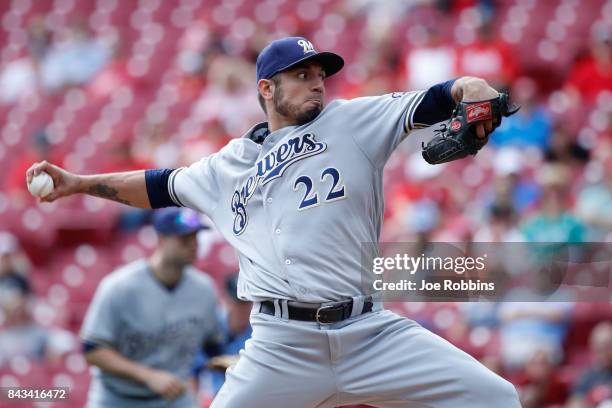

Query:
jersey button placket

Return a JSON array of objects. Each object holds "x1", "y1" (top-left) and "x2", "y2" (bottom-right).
[{"x1": 285, "y1": 259, "x2": 291, "y2": 265}]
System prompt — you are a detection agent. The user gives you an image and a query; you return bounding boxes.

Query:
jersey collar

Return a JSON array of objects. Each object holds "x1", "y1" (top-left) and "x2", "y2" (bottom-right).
[
  {"x1": 244, "y1": 122, "x2": 303, "y2": 145},
  {"x1": 244, "y1": 122, "x2": 270, "y2": 144}
]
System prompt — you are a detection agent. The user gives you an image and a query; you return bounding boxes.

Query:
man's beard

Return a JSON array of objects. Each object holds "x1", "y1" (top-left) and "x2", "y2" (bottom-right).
[
  {"x1": 274, "y1": 86, "x2": 322, "y2": 125},
  {"x1": 167, "y1": 257, "x2": 190, "y2": 270}
]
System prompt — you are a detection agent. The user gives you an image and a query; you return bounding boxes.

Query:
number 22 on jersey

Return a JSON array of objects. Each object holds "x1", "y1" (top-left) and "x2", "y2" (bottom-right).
[{"x1": 292, "y1": 167, "x2": 346, "y2": 211}]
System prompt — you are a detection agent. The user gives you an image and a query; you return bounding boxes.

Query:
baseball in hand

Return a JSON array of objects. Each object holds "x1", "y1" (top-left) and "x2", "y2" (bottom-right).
[{"x1": 27, "y1": 172, "x2": 54, "y2": 198}]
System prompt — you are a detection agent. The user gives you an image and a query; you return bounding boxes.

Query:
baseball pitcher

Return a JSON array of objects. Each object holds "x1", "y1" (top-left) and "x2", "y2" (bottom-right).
[{"x1": 28, "y1": 37, "x2": 520, "y2": 407}]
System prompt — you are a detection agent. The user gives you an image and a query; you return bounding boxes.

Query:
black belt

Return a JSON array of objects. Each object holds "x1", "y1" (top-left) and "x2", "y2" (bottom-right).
[{"x1": 259, "y1": 297, "x2": 373, "y2": 324}]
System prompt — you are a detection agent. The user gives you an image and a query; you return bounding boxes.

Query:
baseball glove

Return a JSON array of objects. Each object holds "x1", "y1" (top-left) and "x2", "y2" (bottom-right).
[{"x1": 421, "y1": 93, "x2": 520, "y2": 165}]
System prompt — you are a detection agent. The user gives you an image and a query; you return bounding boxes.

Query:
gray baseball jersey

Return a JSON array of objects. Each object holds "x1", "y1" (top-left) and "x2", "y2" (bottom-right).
[
  {"x1": 161, "y1": 85, "x2": 520, "y2": 408},
  {"x1": 168, "y1": 91, "x2": 425, "y2": 303},
  {"x1": 80, "y1": 259, "x2": 221, "y2": 408}
]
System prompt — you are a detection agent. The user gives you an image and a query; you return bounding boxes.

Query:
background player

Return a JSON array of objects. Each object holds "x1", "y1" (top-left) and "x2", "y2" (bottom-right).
[
  {"x1": 81, "y1": 208, "x2": 222, "y2": 408},
  {"x1": 193, "y1": 273, "x2": 252, "y2": 400}
]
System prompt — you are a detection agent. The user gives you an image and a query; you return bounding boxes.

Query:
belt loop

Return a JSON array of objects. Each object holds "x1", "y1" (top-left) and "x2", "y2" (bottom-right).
[
  {"x1": 280, "y1": 299, "x2": 289, "y2": 321},
  {"x1": 350, "y1": 295, "x2": 364, "y2": 318},
  {"x1": 273, "y1": 299, "x2": 281, "y2": 318},
  {"x1": 253, "y1": 302, "x2": 262, "y2": 316},
  {"x1": 370, "y1": 292, "x2": 383, "y2": 312}
]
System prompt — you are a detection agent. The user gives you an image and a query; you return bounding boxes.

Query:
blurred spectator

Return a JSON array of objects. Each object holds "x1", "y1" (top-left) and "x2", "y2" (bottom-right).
[
  {"x1": 221, "y1": 274, "x2": 252, "y2": 353},
  {"x1": 456, "y1": 302, "x2": 500, "y2": 355},
  {"x1": 0, "y1": 17, "x2": 54, "y2": 104},
  {"x1": 131, "y1": 121, "x2": 181, "y2": 169},
  {"x1": 404, "y1": 198, "x2": 441, "y2": 241},
  {"x1": 88, "y1": 57, "x2": 129, "y2": 99},
  {"x1": 41, "y1": 20, "x2": 111, "y2": 92},
  {"x1": 515, "y1": 349, "x2": 569, "y2": 408},
  {"x1": 498, "y1": 278, "x2": 574, "y2": 370},
  {"x1": 195, "y1": 273, "x2": 252, "y2": 399},
  {"x1": 0, "y1": 231, "x2": 31, "y2": 297},
  {"x1": 521, "y1": 164, "x2": 586, "y2": 243},
  {"x1": 103, "y1": 139, "x2": 156, "y2": 232},
  {"x1": 347, "y1": 0, "x2": 414, "y2": 44},
  {"x1": 0, "y1": 58, "x2": 38, "y2": 105},
  {"x1": 499, "y1": 235, "x2": 575, "y2": 370},
  {"x1": 473, "y1": 202, "x2": 522, "y2": 242},
  {"x1": 339, "y1": 41, "x2": 403, "y2": 98},
  {"x1": 176, "y1": 29, "x2": 227, "y2": 103},
  {"x1": 436, "y1": 0, "x2": 495, "y2": 19},
  {"x1": 575, "y1": 151, "x2": 612, "y2": 241},
  {"x1": 7, "y1": 129, "x2": 61, "y2": 205},
  {"x1": 192, "y1": 55, "x2": 261, "y2": 135},
  {"x1": 88, "y1": 29, "x2": 129, "y2": 99},
  {"x1": 545, "y1": 125, "x2": 590, "y2": 167},
  {"x1": 457, "y1": 22, "x2": 518, "y2": 88},
  {"x1": 177, "y1": 25, "x2": 224, "y2": 79},
  {"x1": 568, "y1": 322, "x2": 612, "y2": 408},
  {"x1": 563, "y1": 25, "x2": 612, "y2": 105},
  {"x1": 27, "y1": 16, "x2": 52, "y2": 61},
  {"x1": 402, "y1": 26, "x2": 458, "y2": 90},
  {"x1": 101, "y1": 139, "x2": 154, "y2": 174},
  {"x1": 180, "y1": 119, "x2": 234, "y2": 164},
  {"x1": 489, "y1": 77, "x2": 552, "y2": 150},
  {"x1": 477, "y1": 147, "x2": 540, "y2": 217},
  {"x1": 0, "y1": 290, "x2": 75, "y2": 367}
]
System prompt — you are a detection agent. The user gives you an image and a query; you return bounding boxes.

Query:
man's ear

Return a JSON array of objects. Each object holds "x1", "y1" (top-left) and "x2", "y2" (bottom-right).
[{"x1": 258, "y1": 79, "x2": 273, "y2": 101}]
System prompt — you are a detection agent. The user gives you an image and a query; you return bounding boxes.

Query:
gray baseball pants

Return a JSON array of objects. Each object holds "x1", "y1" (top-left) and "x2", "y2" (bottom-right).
[{"x1": 211, "y1": 304, "x2": 519, "y2": 408}]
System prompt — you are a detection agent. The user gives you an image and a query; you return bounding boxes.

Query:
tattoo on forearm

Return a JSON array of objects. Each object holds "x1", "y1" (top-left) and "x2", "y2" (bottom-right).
[{"x1": 86, "y1": 184, "x2": 132, "y2": 205}]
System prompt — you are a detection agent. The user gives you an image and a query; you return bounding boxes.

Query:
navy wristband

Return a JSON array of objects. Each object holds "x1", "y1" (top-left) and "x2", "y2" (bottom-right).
[
  {"x1": 145, "y1": 168, "x2": 177, "y2": 209},
  {"x1": 82, "y1": 340, "x2": 101, "y2": 353},
  {"x1": 413, "y1": 79, "x2": 457, "y2": 127}
]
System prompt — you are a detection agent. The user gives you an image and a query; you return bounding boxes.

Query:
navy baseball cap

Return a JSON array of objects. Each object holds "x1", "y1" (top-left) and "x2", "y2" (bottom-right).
[
  {"x1": 152, "y1": 208, "x2": 208, "y2": 236},
  {"x1": 256, "y1": 37, "x2": 344, "y2": 83}
]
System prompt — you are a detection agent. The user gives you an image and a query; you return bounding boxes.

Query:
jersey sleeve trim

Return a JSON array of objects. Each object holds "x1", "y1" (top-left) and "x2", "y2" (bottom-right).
[
  {"x1": 411, "y1": 79, "x2": 457, "y2": 127},
  {"x1": 403, "y1": 91, "x2": 426, "y2": 133},
  {"x1": 80, "y1": 336, "x2": 115, "y2": 349},
  {"x1": 168, "y1": 168, "x2": 186, "y2": 207},
  {"x1": 81, "y1": 339, "x2": 103, "y2": 353},
  {"x1": 145, "y1": 168, "x2": 177, "y2": 209}
]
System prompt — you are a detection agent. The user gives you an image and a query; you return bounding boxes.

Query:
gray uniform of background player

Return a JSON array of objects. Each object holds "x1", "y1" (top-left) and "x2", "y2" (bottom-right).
[
  {"x1": 81, "y1": 259, "x2": 220, "y2": 408},
  {"x1": 167, "y1": 93, "x2": 520, "y2": 407}
]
